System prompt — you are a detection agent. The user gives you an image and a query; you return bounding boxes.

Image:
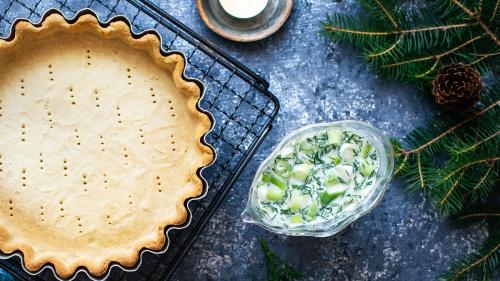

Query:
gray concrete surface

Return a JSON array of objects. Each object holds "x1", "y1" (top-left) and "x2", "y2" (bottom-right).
[
  {"x1": 0, "y1": 0, "x2": 492, "y2": 280},
  {"x1": 165, "y1": 1, "x2": 491, "y2": 281}
]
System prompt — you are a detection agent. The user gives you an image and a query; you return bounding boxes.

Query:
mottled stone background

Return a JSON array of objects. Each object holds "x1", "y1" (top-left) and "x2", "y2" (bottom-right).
[
  {"x1": 164, "y1": 1, "x2": 492, "y2": 281},
  {"x1": 2, "y1": 0, "x2": 495, "y2": 280}
]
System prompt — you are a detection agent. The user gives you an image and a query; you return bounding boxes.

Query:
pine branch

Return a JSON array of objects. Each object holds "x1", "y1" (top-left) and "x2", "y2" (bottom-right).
[
  {"x1": 459, "y1": 213, "x2": 500, "y2": 220},
  {"x1": 394, "y1": 153, "x2": 409, "y2": 175},
  {"x1": 478, "y1": 20, "x2": 500, "y2": 45},
  {"x1": 443, "y1": 210, "x2": 500, "y2": 280},
  {"x1": 381, "y1": 34, "x2": 485, "y2": 68},
  {"x1": 399, "y1": 100, "x2": 499, "y2": 156},
  {"x1": 439, "y1": 168, "x2": 467, "y2": 206},
  {"x1": 468, "y1": 51, "x2": 500, "y2": 66},
  {"x1": 417, "y1": 152, "x2": 425, "y2": 189},
  {"x1": 450, "y1": 0, "x2": 476, "y2": 17},
  {"x1": 358, "y1": 0, "x2": 399, "y2": 28},
  {"x1": 371, "y1": 0, "x2": 399, "y2": 28},
  {"x1": 489, "y1": 0, "x2": 500, "y2": 22},
  {"x1": 392, "y1": 83, "x2": 500, "y2": 215},
  {"x1": 441, "y1": 234, "x2": 500, "y2": 281},
  {"x1": 324, "y1": 2, "x2": 500, "y2": 277},
  {"x1": 324, "y1": 23, "x2": 473, "y2": 37},
  {"x1": 441, "y1": 157, "x2": 500, "y2": 182},
  {"x1": 456, "y1": 206, "x2": 500, "y2": 231},
  {"x1": 324, "y1": 0, "x2": 499, "y2": 85},
  {"x1": 259, "y1": 239, "x2": 304, "y2": 281},
  {"x1": 448, "y1": 129, "x2": 500, "y2": 158},
  {"x1": 443, "y1": 0, "x2": 500, "y2": 45},
  {"x1": 467, "y1": 164, "x2": 495, "y2": 199}
]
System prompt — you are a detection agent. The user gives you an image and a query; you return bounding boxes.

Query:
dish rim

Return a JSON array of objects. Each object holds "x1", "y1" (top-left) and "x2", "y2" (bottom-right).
[
  {"x1": 242, "y1": 120, "x2": 394, "y2": 237},
  {"x1": 196, "y1": 0, "x2": 293, "y2": 42}
]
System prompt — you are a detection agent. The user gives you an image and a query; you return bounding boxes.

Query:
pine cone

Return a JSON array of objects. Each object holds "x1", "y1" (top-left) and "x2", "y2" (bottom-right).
[{"x1": 432, "y1": 64, "x2": 482, "y2": 111}]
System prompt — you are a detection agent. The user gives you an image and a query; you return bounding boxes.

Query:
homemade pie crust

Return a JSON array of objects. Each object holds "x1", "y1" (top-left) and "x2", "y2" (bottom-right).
[{"x1": 0, "y1": 12, "x2": 213, "y2": 278}]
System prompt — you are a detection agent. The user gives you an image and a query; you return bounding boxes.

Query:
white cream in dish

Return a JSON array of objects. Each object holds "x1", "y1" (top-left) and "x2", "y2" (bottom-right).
[
  {"x1": 218, "y1": 0, "x2": 269, "y2": 19},
  {"x1": 254, "y1": 128, "x2": 380, "y2": 228}
]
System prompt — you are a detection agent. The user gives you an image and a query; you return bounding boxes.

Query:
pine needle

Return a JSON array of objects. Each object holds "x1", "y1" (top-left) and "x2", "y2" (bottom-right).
[
  {"x1": 323, "y1": 0, "x2": 500, "y2": 85},
  {"x1": 441, "y1": 234, "x2": 500, "y2": 281},
  {"x1": 323, "y1": 1, "x2": 500, "y2": 277},
  {"x1": 259, "y1": 239, "x2": 304, "y2": 281}
]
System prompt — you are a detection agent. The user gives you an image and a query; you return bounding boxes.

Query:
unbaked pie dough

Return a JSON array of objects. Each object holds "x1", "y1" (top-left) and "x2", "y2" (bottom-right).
[{"x1": 0, "y1": 12, "x2": 213, "y2": 278}]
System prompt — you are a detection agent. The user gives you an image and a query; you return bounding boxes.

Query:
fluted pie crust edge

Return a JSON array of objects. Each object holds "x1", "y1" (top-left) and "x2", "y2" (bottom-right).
[{"x1": 0, "y1": 11, "x2": 213, "y2": 279}]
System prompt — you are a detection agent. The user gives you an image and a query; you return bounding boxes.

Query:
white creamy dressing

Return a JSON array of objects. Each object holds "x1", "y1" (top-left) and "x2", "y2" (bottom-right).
[
  {"x1": 255, "y1": 128, "x2": 380, "y2": 228},
  {"x1": 218, "y1": 0, "x2": 269, "y2": 19}
]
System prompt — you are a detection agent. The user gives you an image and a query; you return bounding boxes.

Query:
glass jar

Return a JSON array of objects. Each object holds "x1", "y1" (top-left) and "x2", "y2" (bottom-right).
[{"x1": 241, "y1": 120, "x2": 394, "y2": 237}]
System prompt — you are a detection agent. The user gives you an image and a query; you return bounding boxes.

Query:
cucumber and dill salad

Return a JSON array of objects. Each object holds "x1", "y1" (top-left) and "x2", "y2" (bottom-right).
[{"x1": 255, "y1": 128, "x2": 379, "y2": 228}]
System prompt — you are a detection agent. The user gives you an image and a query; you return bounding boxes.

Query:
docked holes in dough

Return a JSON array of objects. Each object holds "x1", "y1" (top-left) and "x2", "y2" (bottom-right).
[
  {"x1": 8, "y1": 199, "x2": 13, "y2": 217},
  {"x1": 156, "y1": 176, "x2": 162, "y2": 193},
  {"x1": 94, "y1": 89, "x2": 100, "y2": 107}
]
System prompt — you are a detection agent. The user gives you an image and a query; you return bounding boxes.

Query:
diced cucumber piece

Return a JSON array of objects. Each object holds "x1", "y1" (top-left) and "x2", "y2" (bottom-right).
[
  {"x1": 257, "y1": 185, "x2": 268, "y2": 201},
  {"x1": 339, "y1": 143, "x2": 358, "y2": 163},
  {"x1": 319, "y1": 191, "x2": 341, "y2": 206},
  {"x1": 292, "y1": 163, "x2": 313, "y2": 181},
  {"x1": 324, "y1": 174, "x2": 341, "y2": 186},
  {"x1": 360, "y1": 161, "x2": 375, "y2": 177},
  {"x1": 306, "y1": 201, "x2": 319, "y2": 219},
  {"x1": 279, "y1": 145, "x2": 295, "y2": 158},
  {"x1": 334, "y1": 164, "x2": 354, "y2": 183},
  {"x1": 300, "y1": 140, "x2": 316, "y2": 155},
  {"x1": 330, "y1": 154, "x2": 342, "y2": 165},
  {"x1": 327, "y1": 129, "x2": 343, "y2": 145},
  {"x1": 361, "y1": 142, "x2": 372, "y2": 158},
  {"x1": 273, "y1": 158, "x2": 291, "y2": 178},
  {"x1": 327, "y1": 183, "x2": 349, "y2": 196},
  {"x1": 262, "y1": 172, "x2": 286, "y2": 189},
  {"x1": 319, "y1": 184, "x2": 348, "y2": 206},
  {"x1": 266, "y1": 185, "x2": 285, "y2": 201},
  {"x1": 290, "y1": 214, "x2": 303, "y2": 224},
  {"x1": 288, "y1": 192, "x2": 307, "y2": 211}
]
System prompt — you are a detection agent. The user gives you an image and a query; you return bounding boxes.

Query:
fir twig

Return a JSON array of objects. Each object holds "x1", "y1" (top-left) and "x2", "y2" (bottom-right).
[
  {"x1": 451, "y1": 0, "x2": 475, "y2": 17},
  {"x1": 399, "y1": 100, "x2": 499, "y2": 156},
  {"x1": 323, "y1": 0, "x2": 500, "y2": 84},
  {"x1": 441, "y1": 157, "x2": 499, "y2": 182},
  {"x1": 417, "y1": 152, "x2": 425, "y2": 189},
  {"x1": 468, "y1": 52, "x2": 500, "y2": 66},
  {"x1": 459, "y1": 213, "x2": 500, "y2": 220},
  {"x1": 449, "y1": 130, "x2": 500, "y2": 157},
  {"x1": 448, "y1": 0, "x2": 500, "y2": 45},
  {"x1": 391, "y1": 84, "x2": 500, "y2": 275},
  {"x1": 441, "y1": 235, "x2": 500, "y2": 281},
  {"x1": 382, "y1": 34, "x2": 485, "y2": 68},
  {"x1": 323, "y1": 1, "x2": 500, "y2": 278},
  {"x1": 467, "y1": 165, "x2": 495, "y2": 196},
  {"x1": 324, "y1": 23, "x2": 472, "y2": 36},
  {"x1": 373, "y1": 0, "x2": 399, "y2": 28},
  {"x1": 259, "y1": 239, "x2": 304, "y2": 281},
  {"x1": 490, "y1": 0, "x2": 500, "y2": 22}
]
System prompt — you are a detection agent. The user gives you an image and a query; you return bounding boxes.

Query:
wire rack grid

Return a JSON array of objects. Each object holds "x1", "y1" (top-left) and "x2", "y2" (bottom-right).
[{"x1": 0, "y1": 0, "x2": 279, "y2": 280}]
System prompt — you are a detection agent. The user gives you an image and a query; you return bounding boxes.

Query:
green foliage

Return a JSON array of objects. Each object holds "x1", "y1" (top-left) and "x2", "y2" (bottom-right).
[
  {"x1": 322, "y1": 0, "x2": 500, "y2": 89},
  {"x1": 441, "y1": 212, "x2": 500, "y2": 281},
  {"x1": 259, "y1": 239, "x2": 304, "y2": 281},
  {"x1": 392, "y1": 82, "x2": 499, "y2": 280},
  {"x1": 323, "y1": 0, "x2": 500, "y2": 279},
  {"x1": 393, "y1": 83, "x2": 499, "y2": 216},
  {"x1": 441, "y1": 232, "x2": 500, "y2": 281}
]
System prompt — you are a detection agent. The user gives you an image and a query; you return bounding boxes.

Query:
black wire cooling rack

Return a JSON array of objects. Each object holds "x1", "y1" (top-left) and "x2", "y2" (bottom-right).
[{"x1": 0, "y1": 0, "x2": 279, "y2": 280}]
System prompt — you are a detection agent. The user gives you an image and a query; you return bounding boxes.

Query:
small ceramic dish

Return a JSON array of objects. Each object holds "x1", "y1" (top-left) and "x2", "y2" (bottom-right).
[
  {"x1": 196, "y1": 0, "x2": 293, "y2": 42},
  {"x1": 241, "y1": 121, "x2": 394, "y2": 237}
]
